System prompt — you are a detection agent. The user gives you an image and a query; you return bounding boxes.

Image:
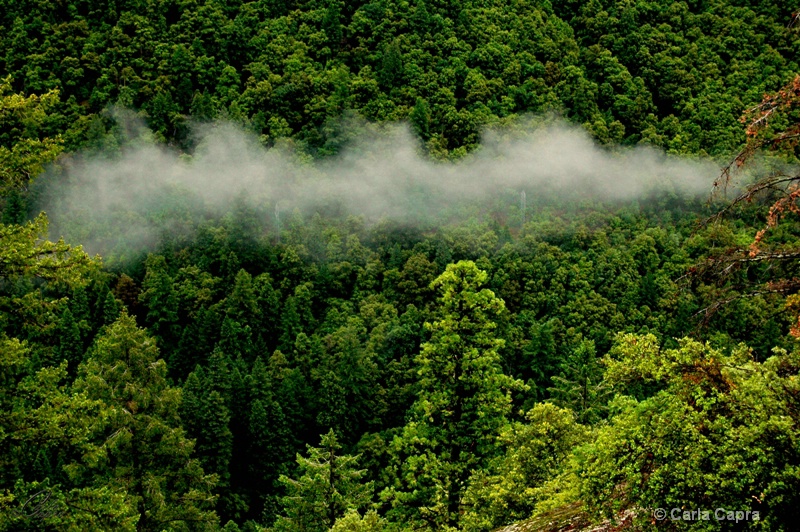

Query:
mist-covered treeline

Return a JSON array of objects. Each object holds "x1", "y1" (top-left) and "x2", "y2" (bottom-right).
[{"x1": 3, "y1": 1, "x2": 800, "y2": 531}]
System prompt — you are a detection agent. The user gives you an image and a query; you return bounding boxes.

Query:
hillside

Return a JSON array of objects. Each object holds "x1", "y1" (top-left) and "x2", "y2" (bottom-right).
[
  {"x1": 1, "y1": 1, "x2": 800, "y2": 531},
  {"x1": 1, "y1": 0, "x2": 797, "y2": 156}
]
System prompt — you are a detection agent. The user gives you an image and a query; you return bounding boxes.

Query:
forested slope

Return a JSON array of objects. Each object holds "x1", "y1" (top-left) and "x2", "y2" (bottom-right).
[
  {"x1": 1, "y1": 0, "x2": 797, "y2": 155},
  {"x1": 1, "y1": 1, "x2": 800, "y2": 531}
]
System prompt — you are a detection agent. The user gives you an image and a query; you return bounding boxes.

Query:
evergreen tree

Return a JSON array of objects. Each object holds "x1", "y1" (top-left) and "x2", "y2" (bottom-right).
[
  {"x1": 53, "y1": 306, "x2": 82, "y2": 374},
  {"x1": 278, "y1": 283, "x2": 316, "y2": 352},
  {"x1": 101, "y1": 290, "x2": 120, "y2": 326},
  {"x1": 322, "y1": 0, "x2": 344, "y2": 53},
  {"x1": 255, "y1": 272, "x2": 281, "y2": 352},
  {"x1": 70, "y1": 286, "x2": 91, "y2": 342},
  {"x1": 226, "y1": 269, "x2": 260, "y2": 329},
  {"x1": 313, "y1": 318, "x2": 385, "y2": 442},
  {"x1": 331, "y1": 509, "x2": 388, "y2": 532},
  {"x1": 218, "y1": 317, "x2": 254, "y2": 361},
  {"x1": 383, "y1": 261, "x2": 525, "y2": 529},
  {"x1": 73, "y1": 313, "x2": 219, "y2": 531},
  {"x1": 1, "y1": 188, "x2": 25, "y2": 224},
  {"x1": 461, "y1": 403, "x2": 589, "y2": 531},
  {"x1": 409, "y1": 98, "x2": 431, "y2": 141},
  {"x1": 182, "y1": 371, "x2": 237, "y2": 520},
  {"x1": 138, "y1": 254, "x2": 179, "y2": 346},
  {"x1": 548, "y1": 338, "x2": 611, "y2": 424},
  {"x1": 274, "y1": 429, "x2": 372, "y2": 532}
]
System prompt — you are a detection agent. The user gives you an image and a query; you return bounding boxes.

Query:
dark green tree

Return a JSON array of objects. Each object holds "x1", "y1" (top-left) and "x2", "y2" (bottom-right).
[
  {"x1": 138, "y1": 254, "x2": 179, "y2": 348},
  {"x1": 548, "y1": 338, "x2": 611, "y2": 424},
  {"x1": 53, "y1": 307, "x2": 82, "y2": 374},
  {"x1": 72, "y1": 313, "x2": 219, "y2": 531}
]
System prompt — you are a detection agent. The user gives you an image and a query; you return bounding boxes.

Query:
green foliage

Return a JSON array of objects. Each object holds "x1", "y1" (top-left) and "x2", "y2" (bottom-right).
[
  {"x1": 567, "y1": 334, "x2": 800, "y2": 530},
  {"x1": 0, "y1": 0, "x2": 795, "y2": 155},
  {"x1": 382, "y1": 261, "x2": 525, "y2": 529},
  {"x1": 274, "y1": 429, "x2": 373, "y2": 532},
  {"x1": 138, "y1": 254, "x2": 179, "y2": 347},
  {"x1": 548, "y1": 339, "x2": 611, "y2": 424},
  {"x1": 0, "y1": 77, "x2": 63, "y2": 196},
  {"x1": 1, "y1": 3, "x2": 799, "y2": 527},
  {"x1": 0, "y1": 213, "x2": 136, "y2": 530},
  {"x1": 72, "y1": 313, "x2": 219, "y2": 531},
  {"x1": 6, "y1": 187, "x2": 793, "y2": 529},
  {"x1": 0, "y1": 213, "x2": 95, "y2": 284},
  {"x1": 330, "y1": 509, "x2": 388, "y2": 532},
  {"x1": 461, "y1": 403, "x2": 590, "y2": 531}
]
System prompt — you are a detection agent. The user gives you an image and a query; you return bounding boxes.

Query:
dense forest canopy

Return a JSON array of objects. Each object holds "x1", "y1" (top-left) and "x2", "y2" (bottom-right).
[
  {"x1": 1, "y1": 1, "x2": 800, "y2": 531},
  {"x1": 1, "y1": 0, "x2": 797, "y2": 156}
]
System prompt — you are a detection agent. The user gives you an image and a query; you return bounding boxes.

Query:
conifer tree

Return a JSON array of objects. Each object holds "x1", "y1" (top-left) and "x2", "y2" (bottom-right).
[
  {"x1": 181, "y1": 370, "x2": 237, "y2": 519},
  {"x1": 70, "y1": 285, "x2": 91, "y2": 342},
  {"x1": 278, "y1": 283, "x2": 316, "y2": 352},
  {"x1": 548, "y1": 338, "x2": 611, "y2": 424},
  {"x1": 255, "y1": 273, "x2": 281, "y2": 352},
  {"x1": 101, "y1": 290, "x2": 120, "y2": 326},
  {"x1": 138, "y1": 254, "x2": 179, "y2": 346},
  {"x1": 226, "y1": 269, "x2": 260, "y2": 329},
  {"x1": 73, "y1": 313, "x2": 219, "y2": 531},
  {"x1": 383, "y1": 261, "x2": 525, "y2": 529},
  {"x1": 53, "y1": 306, "x2": 82, "y2": 373},
  {"x1": 274, "y1": 429, "x2": 372, "y2": 532}
]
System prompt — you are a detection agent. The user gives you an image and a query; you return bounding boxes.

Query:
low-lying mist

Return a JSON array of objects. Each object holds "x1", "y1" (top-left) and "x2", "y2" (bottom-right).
[{"x1": 36, "y1": 114, "x2": 721, "y2": 260}]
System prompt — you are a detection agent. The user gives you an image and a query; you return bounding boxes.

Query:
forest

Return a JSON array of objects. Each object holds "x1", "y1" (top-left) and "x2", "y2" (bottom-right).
[{"x1": 1, "y1": 0, "x2": 800, "y2": 530}]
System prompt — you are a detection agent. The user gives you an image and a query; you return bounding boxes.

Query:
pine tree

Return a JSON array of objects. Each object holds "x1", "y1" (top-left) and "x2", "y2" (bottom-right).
[
  {"x1": 274, "y1": 429, "x2": 372, "y2": 532},
  {"x1": 313, "y1": 319, "x2": 385, "y2": 442},
  {"x1": 70, "y1": 285, "x2": 91, "y2": 345},
  {"x1": 218, "y1": 317, "x2": 254, "y2": 361},
  {"x1": 101, "y1": 291, "x2": 121, "y2": 327},
  {"x1": 226, "y1": 269, "x2": 260, "y2": 328},
  {"x1": 255, "y1": 273, "x2": 281, "y2": 352},
  {"x1": 73, "y1": 313, "x2": 219, "y2": 531},
  {"x1": 138, "y1": 254, "x2": 178, "y2": 346},
  {"x1": 548, "y1": 338, "x2": 611, "y2": 424},
  {"x1": 53, "y1": 307, "x2": 82, "y2": 374},
  {"x1": 383, "y1": 261, "x2": 525, "y2": 529},
  {"x1": 182, "y1": 371, "x2": 236, "y2": 520},
  {"x1": 278, "y1": 283, "x2": 316, "y2": 352},
  {"x1": 410, "y1": 98, "x2": 432, "y2": 141}
]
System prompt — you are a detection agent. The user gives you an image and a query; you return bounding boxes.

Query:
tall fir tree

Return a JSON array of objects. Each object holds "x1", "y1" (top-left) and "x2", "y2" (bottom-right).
[
  {"x1": 72, "y1": 313, "x2": 219, "y2": 531},
  {"x1": 274, "y1": 429, "x2": 372, "y2": 532},
  {"x1": 138, "y1": 254, "x2": 179, "y2": 349},
  {"x1": 383, "y1": 261, "x2": 525, "y2": 529}
]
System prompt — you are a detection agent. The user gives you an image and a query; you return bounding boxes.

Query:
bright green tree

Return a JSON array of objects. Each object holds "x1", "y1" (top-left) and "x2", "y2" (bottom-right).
[
  {"x1": 330, "y1": 509, "x2": 388, "y2": 532},
  {"x1": 461, "y1": 403, "x2": 589, "y2": 531},
  {"x1": 383, "y1": 261, "x2": 525, "y2": 529},
  {"x1": 0, "y1": 214, "x2": 94, "y2": 284},
  {"x1": 564, "y1": 334, "x2": 800, "y2": 530},
  {"x1": 274, "y1": 429, "x2": 372, "y2": 532}
]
